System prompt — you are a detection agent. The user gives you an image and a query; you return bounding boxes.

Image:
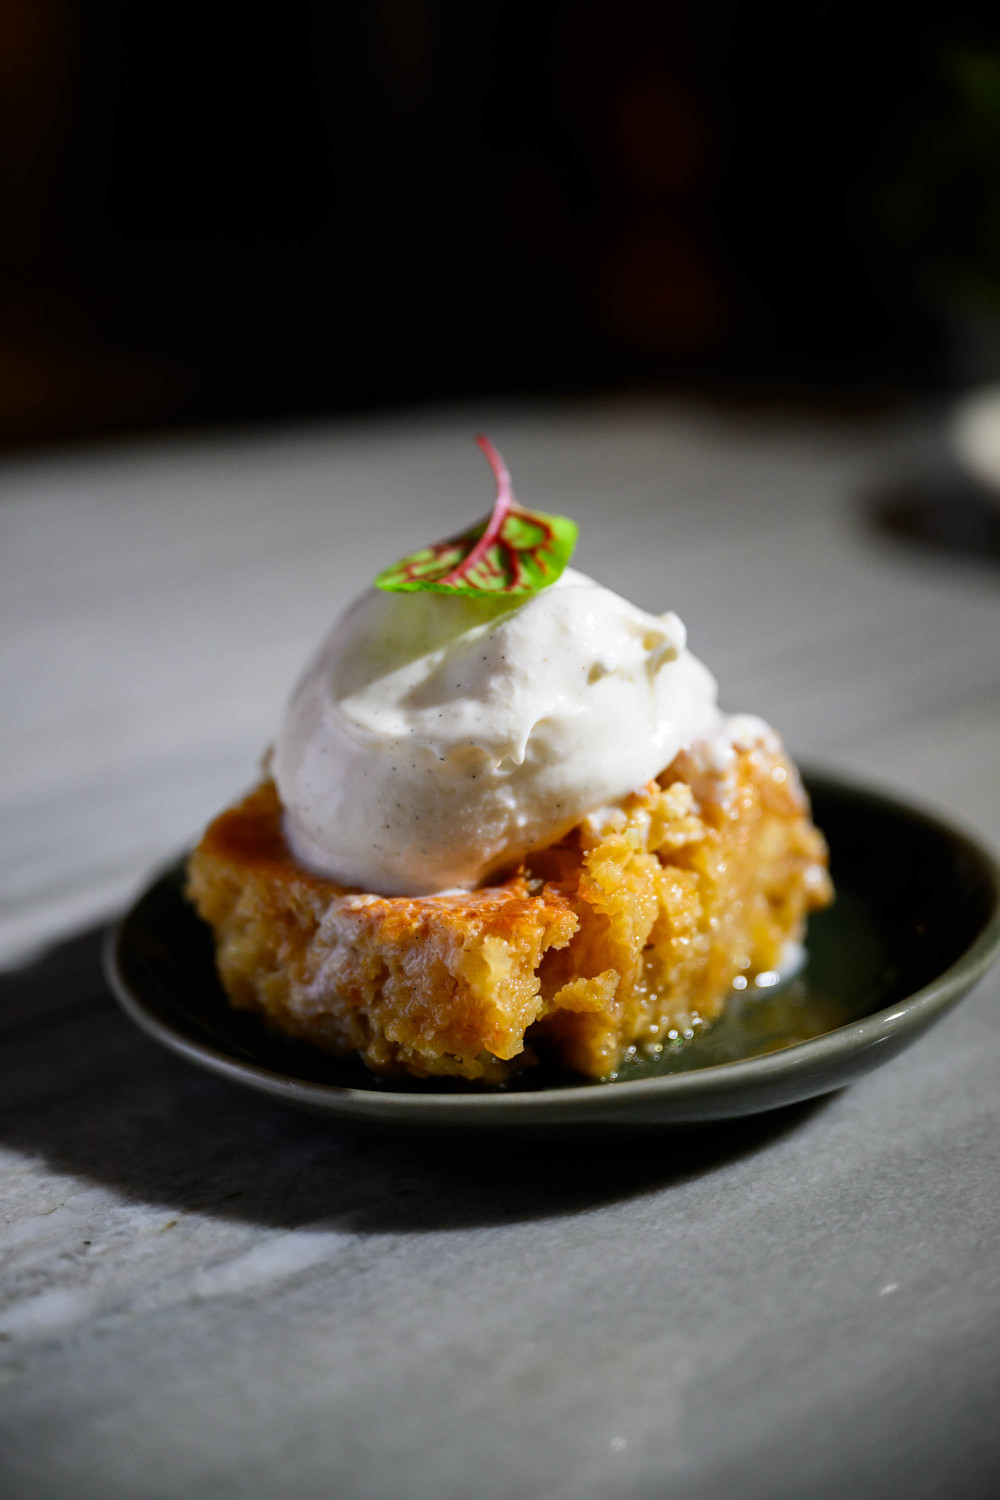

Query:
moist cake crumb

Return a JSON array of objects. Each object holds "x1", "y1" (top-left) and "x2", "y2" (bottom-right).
[{"x1": 187, "y1": 732, "x2": 831, "y2": 1083}]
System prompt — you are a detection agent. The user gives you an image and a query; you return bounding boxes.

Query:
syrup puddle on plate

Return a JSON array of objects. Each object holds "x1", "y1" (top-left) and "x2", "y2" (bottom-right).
[{"x1": 612, "y1": 891, "x2": 884, "y2": 1084}]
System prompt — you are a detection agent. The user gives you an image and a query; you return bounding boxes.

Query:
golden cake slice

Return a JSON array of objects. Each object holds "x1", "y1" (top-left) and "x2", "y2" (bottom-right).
[{"x1": 187, "y1": 731, "x2": 831, "y2": 1083}]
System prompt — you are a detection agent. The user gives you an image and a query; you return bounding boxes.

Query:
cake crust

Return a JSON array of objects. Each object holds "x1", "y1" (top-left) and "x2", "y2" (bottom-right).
[{"x1": 187, "y1": 736, "x2": 832, "y2": 1082}]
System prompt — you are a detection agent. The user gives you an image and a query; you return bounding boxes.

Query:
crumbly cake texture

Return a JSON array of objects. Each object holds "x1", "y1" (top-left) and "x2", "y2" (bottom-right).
[{"x1": 187, "y1": 736, "x2": 832, "y2": 1083}]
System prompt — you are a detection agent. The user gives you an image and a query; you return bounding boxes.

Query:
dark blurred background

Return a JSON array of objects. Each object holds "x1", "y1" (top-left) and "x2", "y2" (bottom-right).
[{"x1": 3, "y1": 0, "x2": 1000, "y2": 450}]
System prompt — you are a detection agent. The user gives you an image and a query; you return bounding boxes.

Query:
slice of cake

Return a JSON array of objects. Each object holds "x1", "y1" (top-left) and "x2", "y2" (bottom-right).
[
  {"x1": 187, "y1": 437, "x2": 832, "y2": 1084},
  {"x1": 188, "y1": 733, "x2": 830, "y2": 1083}
]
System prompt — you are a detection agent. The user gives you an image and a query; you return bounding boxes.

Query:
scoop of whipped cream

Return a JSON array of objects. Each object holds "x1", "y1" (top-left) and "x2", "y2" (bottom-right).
[{"x1": 273, "y1": 567, "x2": 723, "y2": 894}]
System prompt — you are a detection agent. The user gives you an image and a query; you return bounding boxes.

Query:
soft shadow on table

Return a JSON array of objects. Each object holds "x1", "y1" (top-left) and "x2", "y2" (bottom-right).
[
  {"x1": 867, "y1": 479, "x2": 1000, "y2": 565},
  {"x1": 0, "y1": 924, "x2": 830, "y2": 1235}
]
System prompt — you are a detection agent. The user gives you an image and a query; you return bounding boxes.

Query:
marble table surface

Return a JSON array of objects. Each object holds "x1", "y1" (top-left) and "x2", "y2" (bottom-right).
[{"x1": 2, "y1": 399, "x2": 999, "y2": 1499}]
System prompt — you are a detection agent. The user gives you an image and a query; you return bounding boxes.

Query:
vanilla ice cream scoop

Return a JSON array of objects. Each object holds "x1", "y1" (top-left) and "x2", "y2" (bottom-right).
[{"x1": 273, "y1": 567, "x2": 723, "y2": 894}]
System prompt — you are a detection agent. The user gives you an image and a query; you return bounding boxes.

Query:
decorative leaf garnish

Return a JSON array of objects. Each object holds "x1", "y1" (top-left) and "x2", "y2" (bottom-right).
[{"x1": 374, "y1": 435, "x2": 578, "y2": 597}]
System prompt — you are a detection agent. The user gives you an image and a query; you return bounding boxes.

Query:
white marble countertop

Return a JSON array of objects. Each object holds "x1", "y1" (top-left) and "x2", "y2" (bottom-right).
[{"x1": 2, "y1": 399, "x2": 999, "y2": 1499}]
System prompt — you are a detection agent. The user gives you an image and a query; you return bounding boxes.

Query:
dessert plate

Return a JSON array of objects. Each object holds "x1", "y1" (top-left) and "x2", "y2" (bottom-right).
[{"x1": 105, "y1": 773, "x2": 1000, "y2": 1135}]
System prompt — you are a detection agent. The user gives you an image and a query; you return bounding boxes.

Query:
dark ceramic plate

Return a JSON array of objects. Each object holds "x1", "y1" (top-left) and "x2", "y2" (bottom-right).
[{"x1": 105, "y1": 773, "x2": 1000, "y2": 1134}]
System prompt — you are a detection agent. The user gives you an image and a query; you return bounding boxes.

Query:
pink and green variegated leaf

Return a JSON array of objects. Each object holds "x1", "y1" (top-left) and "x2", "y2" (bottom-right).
[{"x1": 374, "y1": 435, "x2": 578, "y2": 597}]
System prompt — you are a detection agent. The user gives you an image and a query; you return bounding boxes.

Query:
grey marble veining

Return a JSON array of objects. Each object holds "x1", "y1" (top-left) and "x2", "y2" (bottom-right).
[{"x1": 2, "y1": 400, "x2": 999, "y2": 1499}]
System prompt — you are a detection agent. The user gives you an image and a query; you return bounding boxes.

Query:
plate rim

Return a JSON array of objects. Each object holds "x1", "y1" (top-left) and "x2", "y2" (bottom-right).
[{"x1": 103, "y1": 769, "x2": 1000, "y2": 1119}]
